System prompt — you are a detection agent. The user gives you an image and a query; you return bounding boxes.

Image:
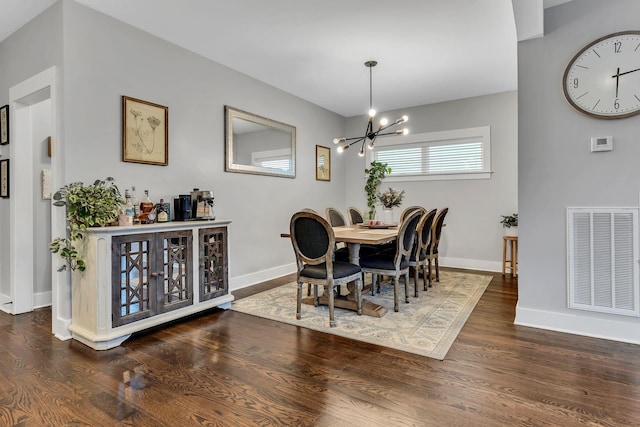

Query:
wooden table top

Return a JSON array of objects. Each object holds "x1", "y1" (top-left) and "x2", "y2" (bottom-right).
[{"x1": 332, "y1": 225, "x2": 398, "y2": 245}]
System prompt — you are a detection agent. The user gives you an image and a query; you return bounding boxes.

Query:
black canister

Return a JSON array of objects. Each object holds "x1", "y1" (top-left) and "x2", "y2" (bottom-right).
[{"x1": 174, "y1": 195, "x2": 192, "y2": 221}]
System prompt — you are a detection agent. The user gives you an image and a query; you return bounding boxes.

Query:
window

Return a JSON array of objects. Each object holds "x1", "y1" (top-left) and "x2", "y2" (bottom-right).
[
  {"x1": 251, "y1": 149, "x2": 292, "y2": 171},
  {"x1": 370, "y1": 126, "x2": 491, "y2": 181}
]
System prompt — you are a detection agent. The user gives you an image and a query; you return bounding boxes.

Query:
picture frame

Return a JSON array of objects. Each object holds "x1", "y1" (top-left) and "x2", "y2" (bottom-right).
[
  {"x1": 0, "y1": 104, "x2": 9, "y2": 145},
  {"x1": 122, "y1": 96, "x2": 168, "y2": 166},
  {"x1": 0, "y1": 159, "x2": 9, "y2": 198},
  {"x1": 316, "y1": 145, "x2": 331, "y2": 181}
]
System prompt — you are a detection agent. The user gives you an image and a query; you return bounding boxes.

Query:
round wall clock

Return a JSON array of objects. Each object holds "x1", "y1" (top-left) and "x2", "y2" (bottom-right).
[{"x1": 563, "y1": 31, "x2": 640, "y2": 119}]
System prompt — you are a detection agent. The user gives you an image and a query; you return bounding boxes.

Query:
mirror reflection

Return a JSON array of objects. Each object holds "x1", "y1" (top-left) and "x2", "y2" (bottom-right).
[{"x1": 225, "y1": 106, "x2": 296, "y2": 178}]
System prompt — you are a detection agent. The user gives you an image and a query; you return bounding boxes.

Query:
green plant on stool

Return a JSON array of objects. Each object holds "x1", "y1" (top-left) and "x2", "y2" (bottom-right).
[
  {"x1": 500, "y1": 213, "x2": 518, "y2": 228},
  {"x1": 49, "y1": 177, "x2": 124, "y2": 272}
]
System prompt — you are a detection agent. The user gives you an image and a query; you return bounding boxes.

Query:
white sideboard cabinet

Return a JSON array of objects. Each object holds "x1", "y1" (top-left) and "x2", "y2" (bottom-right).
[{"x1": 68, "y1": 220, "x2": 233, "y2": 350}]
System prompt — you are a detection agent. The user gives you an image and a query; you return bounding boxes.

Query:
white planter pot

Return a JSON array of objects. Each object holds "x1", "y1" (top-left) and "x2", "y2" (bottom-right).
[
  {"x1": 382, "y1": 208, "x2": 394, "y2": 225},
  {"x1": 504, "y1": 226, "x2": 518, "y2": 237}
]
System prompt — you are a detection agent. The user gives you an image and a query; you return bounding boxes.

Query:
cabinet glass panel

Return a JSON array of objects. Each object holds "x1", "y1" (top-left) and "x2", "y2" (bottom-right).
[
  {"x1": 199, "y1": 227, "x2": 228, "y2": 301},
  {"x1": 158, "y1": 231, "x2": 193, "y2": 312},
  {"x1": 112, "y1": 235, "x2": 153, "y2": 326}
]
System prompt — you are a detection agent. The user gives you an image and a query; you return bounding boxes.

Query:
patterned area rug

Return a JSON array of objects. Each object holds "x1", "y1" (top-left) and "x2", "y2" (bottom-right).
[{"x1": 231, "y1": 271, "x2": 492, "y2": 360}]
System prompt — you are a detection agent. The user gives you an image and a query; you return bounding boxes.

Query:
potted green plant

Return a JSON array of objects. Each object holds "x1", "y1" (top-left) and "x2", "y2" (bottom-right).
[
  {"x1": 500, "y1": 213, "x2": 518, "y2": 237},
  {"x1": 49, "y1": 177, "x2": 124, "y2": 271},
  {"x1": 365, "y1": 161, "x2": 391, "y2": 220}
]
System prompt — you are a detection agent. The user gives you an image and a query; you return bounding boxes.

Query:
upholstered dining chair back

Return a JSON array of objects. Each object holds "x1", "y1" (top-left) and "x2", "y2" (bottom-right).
[
  {"x1": 426, "y1": 207, "x2": 449, "y2": 283},
  {"x1": 348, "y1": 207, "x2": 365, "y2": 225},
  {"x1": 359, "y1": 209, "x2": 422, "y2": 312},
  {"x1": 289, "y1": 211, "x2": 363, "y2": 327},
  {"x1": 409, "y1": 208, "x2": 438, "y2": 293},
  {"x1": 325, "y1": 207, "x2": 347, "y2": 227},
  {"x1": 399, "y1": 205, "x2": 426, "y2": 224}
]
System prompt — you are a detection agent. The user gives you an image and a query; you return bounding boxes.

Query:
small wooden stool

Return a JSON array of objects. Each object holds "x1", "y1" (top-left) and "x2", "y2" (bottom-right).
[{"x1": 502, "y1": 236, "x2": 518, "y2": 278}]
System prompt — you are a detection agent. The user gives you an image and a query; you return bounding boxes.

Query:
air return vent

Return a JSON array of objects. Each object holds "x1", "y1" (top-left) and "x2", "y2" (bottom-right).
[{"x1": 567, "y1": 208, "x2": 639, "y2": 317}]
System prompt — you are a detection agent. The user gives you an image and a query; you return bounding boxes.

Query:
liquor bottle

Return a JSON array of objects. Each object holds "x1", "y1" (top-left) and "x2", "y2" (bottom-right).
[
  {"x1": 131, "y1": 186, "x2": 140, "y2": 224},
  {"x1": 139, "y1": 190, "x2": 154, "y2": 224},
  {"x1": 156, "y1": 198, "x2": 169, "y2": 223},
  {"x1": 124, "y1": 189, "x2": 134, "y2": 217}
]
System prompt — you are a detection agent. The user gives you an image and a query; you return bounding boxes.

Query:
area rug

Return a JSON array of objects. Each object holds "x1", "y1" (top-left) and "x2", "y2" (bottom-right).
[{"x1": 231, "y1": 271, "x2": 492, "y2": 360}]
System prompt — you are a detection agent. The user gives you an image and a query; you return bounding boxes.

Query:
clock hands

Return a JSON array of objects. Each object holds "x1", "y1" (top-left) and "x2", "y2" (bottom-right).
[
  {"x1": 612, "y1": 67, "x2": 640, "y2": 78},
  {"x1": 611, "y1": 67, "x2": 640, "y2": 98}
]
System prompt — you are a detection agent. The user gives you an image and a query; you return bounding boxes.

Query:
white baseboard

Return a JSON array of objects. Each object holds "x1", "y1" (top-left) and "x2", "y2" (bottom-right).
[
  {"x1": 515, "y1": 304, "x2": 640, "y2": 345},
  {"x1": 440, "y1": 256, "x2": 502, "y2": 273},
  {"x1": 34, "y1": 291, "x2": 52, "y2": 309},
  {"x1": 230, "y1": 263, "x2": 296, "y2": 291}
]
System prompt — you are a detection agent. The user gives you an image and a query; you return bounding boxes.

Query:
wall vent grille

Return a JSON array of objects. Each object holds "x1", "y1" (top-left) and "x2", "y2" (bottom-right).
[{"x1": 567, "y1": 208, "x2": 639, "y2": 317}]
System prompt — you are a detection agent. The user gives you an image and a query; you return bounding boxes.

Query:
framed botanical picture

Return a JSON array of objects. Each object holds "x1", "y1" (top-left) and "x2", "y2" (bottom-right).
[
  {"x1": 0, "y1": 159, "x2": 9, "y2": 198},
  {"x1": 0, "y1": 104, "x2": 9, "y2": 145},
  {"x1": 122, "y1": 96, "x2": 168, "y2": 166},
  {"x1": 316, "y1": 145, "x2": 330, "y2": 181}
]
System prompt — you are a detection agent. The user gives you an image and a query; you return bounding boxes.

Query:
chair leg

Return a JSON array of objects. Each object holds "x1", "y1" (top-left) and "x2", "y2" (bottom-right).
[
  {"x1": 328, "y1": 285, "x2": 336, "y2": 328},
  {"x1": 313, "y1": 285, "x2": 319, "y2": 307},
  {"x1": 371, "y1": 274, "x2": 377, "y2": 296},
  {"x1": 306, "y1": 283, "x2": 311, "y2": 296},
  {"x1": 404, "y1": 272, "x2": 410, "y2": 303},
  {"x1": 356, "y1": 276, "x2": 363, "y2": 315},
  {"x1": 428, "y1": 260, "x2": 433, "y2": 287},
  {"x1": 422, "y1": 264, "x2": 429, "y2": 291},
  {"x1": 393, "y1": 277, "x2": 399, "y2": 312},
  {"x1": 413, "y1": 266, "x2": 419, "y2": 297},
  {"x1": 296, "y1": 282, "x2": 303, "y2": 320},
  {"x1": 435, "y1": 258, "x2": 440, "y2": 282}
]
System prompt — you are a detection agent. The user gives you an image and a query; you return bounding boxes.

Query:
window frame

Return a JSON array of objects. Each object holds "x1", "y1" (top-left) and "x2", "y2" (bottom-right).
[{"x1": 369, "y1": 126, "x2": 492, "y2": 182}]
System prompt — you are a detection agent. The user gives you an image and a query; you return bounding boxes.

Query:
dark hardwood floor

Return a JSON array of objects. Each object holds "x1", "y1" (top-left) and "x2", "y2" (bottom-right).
[{"x1": 2, "y1": 269, "x2": 640, "y2": 426}]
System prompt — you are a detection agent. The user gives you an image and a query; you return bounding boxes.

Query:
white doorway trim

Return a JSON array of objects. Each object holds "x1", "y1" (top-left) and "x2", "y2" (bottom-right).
[{"x1": 7, "y1": 66, "x2": 70, "y2": 339}]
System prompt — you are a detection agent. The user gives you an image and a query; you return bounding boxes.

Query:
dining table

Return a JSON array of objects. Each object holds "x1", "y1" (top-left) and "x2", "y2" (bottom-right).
[{"x1": 283, "y1": 223, "x2": 400, "y2": 317}]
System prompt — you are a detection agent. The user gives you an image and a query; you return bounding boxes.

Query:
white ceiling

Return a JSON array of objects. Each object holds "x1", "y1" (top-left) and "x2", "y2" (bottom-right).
[{"x1": 0, "y1": 0, "x2": 569, "y2": 117}]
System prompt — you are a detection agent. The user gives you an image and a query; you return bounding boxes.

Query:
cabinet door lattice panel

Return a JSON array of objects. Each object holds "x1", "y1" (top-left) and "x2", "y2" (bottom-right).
[
  {"x1": 158, "y1": 231, "x2": 193, "y2": 313},
  {"x1": 199, "y1": 227, "x2": 228, "y2": 302},
  {"x1": 112, "y1": 234, "x2": 153, "y2": 326}
]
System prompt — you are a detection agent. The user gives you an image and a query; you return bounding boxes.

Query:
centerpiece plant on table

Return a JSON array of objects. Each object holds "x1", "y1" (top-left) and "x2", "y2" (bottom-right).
[
  {"x1": 377, "y1": 188, "x2": 405, "y2": 209},
  {"x1": 49, "y1": 177, "x2": 124, "y2": 272},
  {"x1": 378, "y1": 187, "x2": 405, "y2": 224}
]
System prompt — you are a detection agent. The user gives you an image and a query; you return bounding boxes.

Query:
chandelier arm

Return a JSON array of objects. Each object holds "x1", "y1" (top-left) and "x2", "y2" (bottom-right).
[
  {"x1": 347, "y1": 137, "x2": 366, "y2": 147},
  {"x1": 375, "y1": 130, "x2": 402, "y2": 137}
]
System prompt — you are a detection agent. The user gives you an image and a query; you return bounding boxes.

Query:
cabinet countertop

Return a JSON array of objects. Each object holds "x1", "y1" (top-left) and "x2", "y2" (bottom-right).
[{"x1": 83, "y1": 219, "x2": 232, "y2": 234}]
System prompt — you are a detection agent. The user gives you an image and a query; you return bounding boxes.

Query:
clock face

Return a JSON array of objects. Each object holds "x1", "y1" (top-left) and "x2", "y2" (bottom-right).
[{"x1": 563, "y1": 31, "x2": 640, "y2": 119}]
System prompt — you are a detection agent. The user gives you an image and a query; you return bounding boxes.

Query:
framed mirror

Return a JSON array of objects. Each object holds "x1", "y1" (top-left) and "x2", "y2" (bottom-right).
[{"x1": 225, "y1": 106, "x2": 296, "y2": 178}]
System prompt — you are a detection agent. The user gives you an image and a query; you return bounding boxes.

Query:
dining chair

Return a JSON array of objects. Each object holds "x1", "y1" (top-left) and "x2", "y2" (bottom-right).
[
  {"x1": 408, "y1": 208, "x2": 437, "y2": 294},
  {"x1": 325, "y1": 207, "x2": 347, "y2": 227},
  {"x1": 359, "y1": 210, "x2": 422, "y2": 312},
  {"x1": 399, "y1": 206, "x2": 426, "y2": 224},
  {"x1": 289, "y1": 211, "x2": 363, "y2": 327},
  {"x1": 426, "y1": 208, "x2": 449, "y2": 285},
  {"x1": 348, "y1": 207, "x2": 365, "y2": 225}
]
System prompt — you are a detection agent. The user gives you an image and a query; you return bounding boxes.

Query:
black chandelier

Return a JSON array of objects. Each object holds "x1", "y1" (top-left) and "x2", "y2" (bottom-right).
[{"x1": 333, "y1": 60, "x2": 408, "y2": 156}]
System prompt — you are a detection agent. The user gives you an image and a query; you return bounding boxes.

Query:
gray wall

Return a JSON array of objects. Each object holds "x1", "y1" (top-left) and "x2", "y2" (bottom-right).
[
  {"x1": 343, "y1": 91, "x2": 518, "y2": 271},
  {"x1": 516, "y1": 0, "x2": 640, "y2": 342},
  {"x1": 60, "y1": 1, "x2": 346, "y2": 287},
  {"x1": 0, "y1": 2, "x2": 62, "y2": 301}
]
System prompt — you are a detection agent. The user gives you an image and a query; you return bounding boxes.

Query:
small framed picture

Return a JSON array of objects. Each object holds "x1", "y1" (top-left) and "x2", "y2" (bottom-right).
[
  {"x1": 122, "y1": 96, "x2": 168, "y2": 166},
  {"x1": 0, "y1": 159, "x2": 9, "y2": 198},
  {"x1": 0, "y1": 105, "x2": 9, "y2": 145},
  {"x1": 316, "y1": 145, "x2": 330, "y2": 181}
]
